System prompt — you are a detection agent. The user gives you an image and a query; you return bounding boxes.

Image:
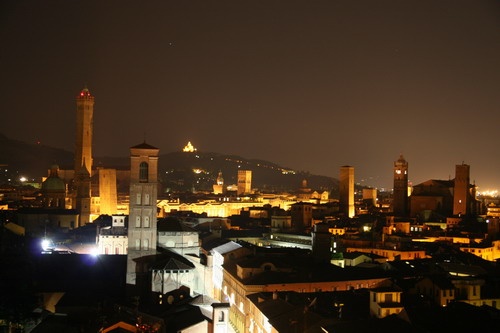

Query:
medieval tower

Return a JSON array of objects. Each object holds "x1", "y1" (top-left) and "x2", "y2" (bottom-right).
[
  {"x1": 237, "y1": 170, "x2": 252, "y2": 195},
  {"x1": 339, "y1": 166, "x2": 355, "y2": 218},
  {"x1": 453, "y1": 163, "x2": 470, "y2": 216},
  {"x1": 393, "y1": 154, "x2": 409, "y2": 216},
  {"x1": 126, "y1": 142, "x2": 159, "y2": 291},
  {"x1": 73, "y1": 87, "x2": 94, "y2": 224}
]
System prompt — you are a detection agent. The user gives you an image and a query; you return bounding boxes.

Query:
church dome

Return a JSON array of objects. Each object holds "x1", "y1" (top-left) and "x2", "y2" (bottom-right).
[
  {"x1": 42, "y1": 176, "x2": 65, "y2": 192},
  {"x1": 42, "y1": 164, "x2": 65, "y2": 192}
]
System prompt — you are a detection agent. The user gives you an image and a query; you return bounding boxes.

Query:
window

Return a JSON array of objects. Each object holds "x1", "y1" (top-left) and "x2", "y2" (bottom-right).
[
  {"x1": 135, "y1": 239, "x2": 140, "y2": 250},
  {"x1": 139, "y1": 162, "x2": 148, "y2": 182},
  {"x1": 385, "y1": 293, "x2": 393, "y2": 303},
  {"x1": 144, "y1": 216, "x2": 150, "y2": 228},
  {"x1": 115, "y1": 247, "x2": 119, "y2": 255},
  {"x1": 136, "y1": 193, "x2": 141, "y2": 205},
  {"x1": 145, "y1": 194, "x2": 150, "y2": 205},
  {"x1": 135, "y1": 216, "x2": 141, "y2": 228},
  {"x1": 143, "y1": 239, "x2": 149, "y2": 250},
  {"x1": 218, "y1": 311, "x2": 225, "y2": 322}
]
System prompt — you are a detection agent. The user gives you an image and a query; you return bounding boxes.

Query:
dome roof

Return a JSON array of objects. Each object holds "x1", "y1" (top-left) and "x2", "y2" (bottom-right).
[{"x1": 42, "y1": 176, "x2": 65, "y2": 192}]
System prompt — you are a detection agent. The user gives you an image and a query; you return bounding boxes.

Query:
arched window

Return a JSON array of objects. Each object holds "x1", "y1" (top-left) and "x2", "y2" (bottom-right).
[{"x1": 139, "y1": 162, "x2": 148, "y2": 182}]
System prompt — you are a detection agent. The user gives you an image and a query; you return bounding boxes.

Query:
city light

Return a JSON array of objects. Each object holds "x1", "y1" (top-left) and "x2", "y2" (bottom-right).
[
  {"x1": 90, "y1": 247, "x2": 100, "y2": 257},
  {"x1": 41, "y1": 239, "x2": 54, "y2": 251}
]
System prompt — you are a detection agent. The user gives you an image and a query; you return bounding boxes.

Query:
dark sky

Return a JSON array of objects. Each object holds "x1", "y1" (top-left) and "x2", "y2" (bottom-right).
[{"x1": 1, "y1": 0, "x2": 500, "y2": 191}]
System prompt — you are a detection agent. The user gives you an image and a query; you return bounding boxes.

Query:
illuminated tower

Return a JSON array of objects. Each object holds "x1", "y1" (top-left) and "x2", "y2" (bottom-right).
[
  {"x1": 237, "y1": 170, "x2": 252, "y2": 195},
  {"x1": 74, "y1": 87, "x2": 94, "y2": 176},
  {"x1": 73, "y1": 87, "x2": 94, "y2": 224},
  {"x1": 453, "y1": 163, "x2": 470, "y2": 216},
  {"x1": 213, "y1": 170, "x2": 224, "y2": 194},
  {"x1": 126, "y1": 142, "x2": 159, "y2": 291},
  {"x1": 339, "y1": 166, "x2": 355, "y2": 218},
  {"x1": 393, "y1": 154, "x2": 409, "y2": 216},
  {"x1": 75, "y1": 160, "x2": 91, "y2": 225}
]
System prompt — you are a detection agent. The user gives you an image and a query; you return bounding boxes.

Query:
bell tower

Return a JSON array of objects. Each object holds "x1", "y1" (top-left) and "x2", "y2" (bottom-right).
[
  {"x1": 393, "y1": 154, "x2": 408, "y2": 216},
  {"x1": 126, "y1": 142, "x2": 159, "y2": 291}
]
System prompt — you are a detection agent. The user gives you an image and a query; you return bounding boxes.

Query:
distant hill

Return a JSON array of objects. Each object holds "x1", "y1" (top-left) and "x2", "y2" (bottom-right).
[
  {"x1": 0, "y1": 133, "x2": 73, "y2": 180},
  {"x1": 0, "y1": 134, "x2": 338, "y2": 193}
]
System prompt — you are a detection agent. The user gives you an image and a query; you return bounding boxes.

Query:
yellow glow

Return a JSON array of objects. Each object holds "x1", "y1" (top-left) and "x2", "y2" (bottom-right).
[
  {"x1": 183, "y1": 141, "x2": 197, "y2": 152},
  {"x1": 478, "y1": 190, "x2": 498, "y2": 197}
]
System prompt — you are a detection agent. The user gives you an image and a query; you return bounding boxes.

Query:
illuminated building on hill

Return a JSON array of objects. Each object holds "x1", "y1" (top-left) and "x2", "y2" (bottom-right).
[{"x1": 183, "y1": 141, "x2": 197, "y2": 152}]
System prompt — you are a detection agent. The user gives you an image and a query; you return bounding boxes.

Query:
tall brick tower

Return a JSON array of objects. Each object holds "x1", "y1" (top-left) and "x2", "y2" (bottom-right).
[
  {"x1": 393, "y1": 154, "x2": 409, "y2": 216},
  {"x1": 339, "y1": 166, "x2": 355, "y2": 218},
  {"x1": 74, "y1": 87, "x2": 94, "y2": 176},
  {"x1": 237, "y1": 170, "x2": 252, "y2": 195},
  {"x1": 453, "y1": 163, "x2": 470, "y2": 216},
  {"x1": 126, "y1": 142, "x2": 159, "y2": 292},
  {"x1": 74, "y1": 87, "x2": 94, "y2": 224}
]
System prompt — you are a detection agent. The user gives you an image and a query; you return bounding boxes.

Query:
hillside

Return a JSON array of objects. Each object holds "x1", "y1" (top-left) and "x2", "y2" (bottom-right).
[{"x1": 0, "y1": 134, "x2": 338, "y2": 193}]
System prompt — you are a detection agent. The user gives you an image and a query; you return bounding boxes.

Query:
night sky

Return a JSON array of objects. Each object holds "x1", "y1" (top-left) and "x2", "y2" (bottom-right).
[{"x1": 1, "y1": 0, "x2": 500, "y2": 191}]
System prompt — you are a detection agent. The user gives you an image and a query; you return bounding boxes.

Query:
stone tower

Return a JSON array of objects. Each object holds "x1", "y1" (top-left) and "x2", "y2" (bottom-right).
[
  {"x1": 126, "y1": 142, "x2": 159, "y2": 291},
  {"x1": 453, "y1": 163, "x2": 470, "y2": 216},
  {"x1": 339, "y1": 166, "x2": 355, "y2": 218},
  {"x1": 237, "y1": 170, "x2": 252, "y2": 195},
  {"x1": 73, "y1": 87, "x2": 94, "y2": 224},
  {"x1": 393, "y1": 154, "x2": 409, "y2": 216}
]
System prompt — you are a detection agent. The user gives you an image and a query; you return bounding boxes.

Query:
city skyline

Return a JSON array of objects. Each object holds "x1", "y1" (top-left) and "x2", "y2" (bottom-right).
[{"x1": 1, "y1": 0, "x2": 500, "y2": 190}]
